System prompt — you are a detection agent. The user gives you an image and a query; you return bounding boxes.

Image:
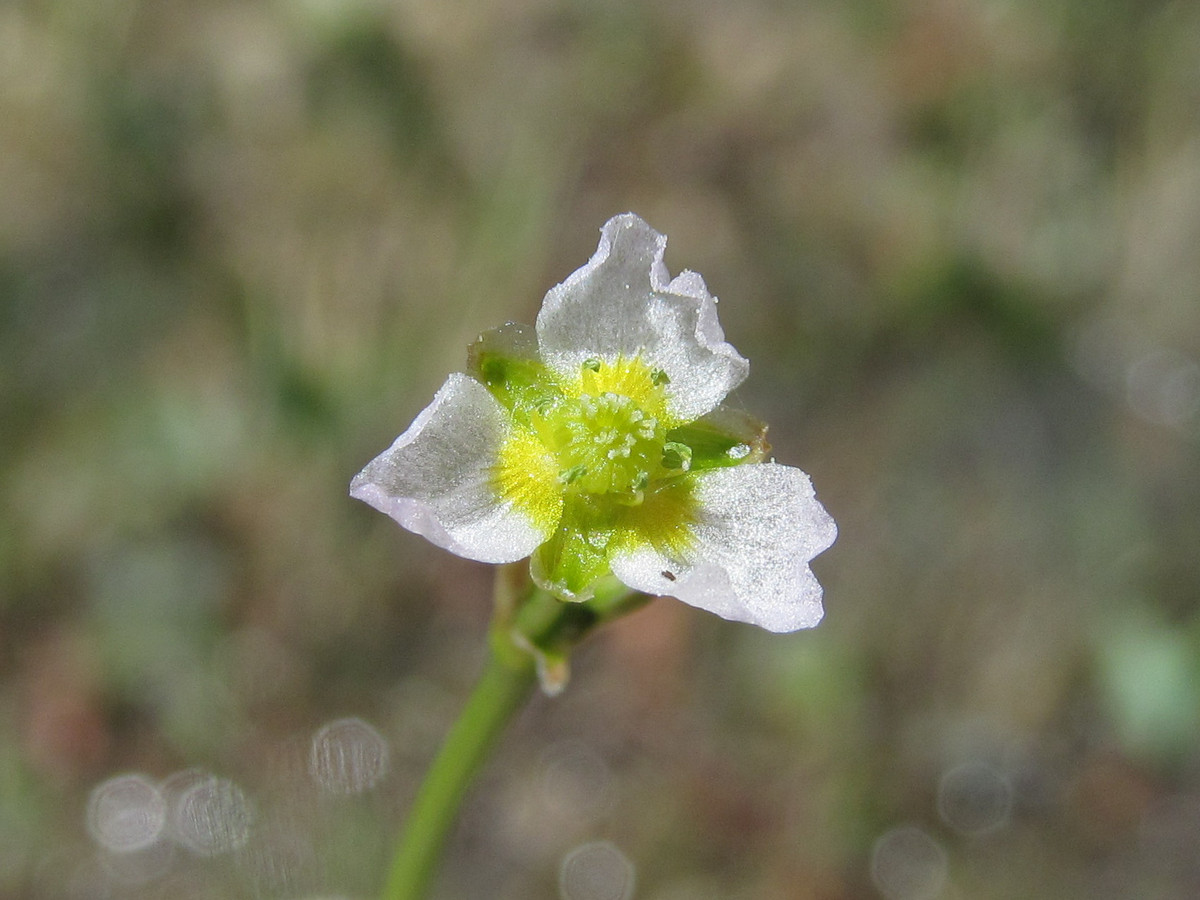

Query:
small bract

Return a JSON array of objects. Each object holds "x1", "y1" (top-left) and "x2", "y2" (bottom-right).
[{"x1": 351, "y1": 214, "x2": 836, "y2": 632}]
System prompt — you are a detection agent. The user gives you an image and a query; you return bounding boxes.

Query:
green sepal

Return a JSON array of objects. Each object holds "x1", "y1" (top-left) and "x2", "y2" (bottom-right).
[
  {"x1": 661, "y1": 441, "x2": 692, "y2": 471},
  {"x1": 529, "y1": 497, "x2": 616, "y2": 602},
  {"x1": 530, "y1": 527, "x2": 611, "y2": 603},
  {"x1": 466, "y1": 322, "x2": 559, "y2": 416},
  {"x1": 666, "y1": 404, "x2": 770, "y2": 471}
]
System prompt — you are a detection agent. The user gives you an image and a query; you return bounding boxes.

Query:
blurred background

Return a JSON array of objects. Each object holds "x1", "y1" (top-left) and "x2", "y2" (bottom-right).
[{"x1": 3, "y1": 0, "x2": 1200, "y2": 897}]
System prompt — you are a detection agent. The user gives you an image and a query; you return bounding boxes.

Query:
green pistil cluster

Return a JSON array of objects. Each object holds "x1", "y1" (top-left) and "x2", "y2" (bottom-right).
[
  {"x1": 530, "y1": 358, "x2": 695, "y2": 510},
  {"x1": 545, "y1": 390, "x2": 663, "y2": 499}
]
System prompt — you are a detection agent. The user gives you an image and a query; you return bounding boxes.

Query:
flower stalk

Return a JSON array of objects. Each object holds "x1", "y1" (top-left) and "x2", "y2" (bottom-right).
[
  {"x1": 380, "y1": 631, "x2": 534, "y2": 900},
  {"x1": 381, "y1": 565, "x2": 645, "y2": 900}
]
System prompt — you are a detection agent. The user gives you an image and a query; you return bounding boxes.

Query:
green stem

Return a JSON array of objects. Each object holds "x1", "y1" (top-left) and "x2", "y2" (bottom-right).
[
  {"x1": 380, "y1": 566, "x2": 649, "y2": 900},
  {"x1": 381, "y1": 636, "x2": 536, "y2": 900}
]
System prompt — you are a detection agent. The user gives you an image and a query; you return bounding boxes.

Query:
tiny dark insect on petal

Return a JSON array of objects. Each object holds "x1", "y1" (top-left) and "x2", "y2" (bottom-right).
[{"x1": 661, "y1": 570, "x2": 676, "y2": 581}]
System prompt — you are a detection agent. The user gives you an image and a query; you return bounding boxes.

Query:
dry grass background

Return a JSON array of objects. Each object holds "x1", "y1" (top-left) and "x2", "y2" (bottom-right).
[{"x1": 3, "y1": 0, "x2": 1200, "y2": 897}]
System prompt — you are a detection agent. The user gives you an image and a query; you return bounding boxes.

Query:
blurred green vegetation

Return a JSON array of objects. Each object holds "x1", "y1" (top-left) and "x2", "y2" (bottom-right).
[{"x1": 3, "y1": 0, "x2": 1200, "y2": 897}]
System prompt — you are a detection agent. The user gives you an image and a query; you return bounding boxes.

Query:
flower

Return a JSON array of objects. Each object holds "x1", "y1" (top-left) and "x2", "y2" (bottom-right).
[{"x1": 351, "y1": 214, "x2": 836, "y2": 632}]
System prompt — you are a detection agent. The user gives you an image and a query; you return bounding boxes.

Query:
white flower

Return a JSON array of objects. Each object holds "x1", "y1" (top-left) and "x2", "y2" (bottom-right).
[{"x1": 351, "y1": 213, "x2": 836, "y2": 632}]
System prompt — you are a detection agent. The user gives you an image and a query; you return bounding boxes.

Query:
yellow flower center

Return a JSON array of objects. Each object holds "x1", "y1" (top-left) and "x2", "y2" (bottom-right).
[
  {"x1": 494, "y1": 355, "x2": 686, "y2": 529},
  {"x1": 547, "y1": 356, "x2": 674, "y2": 498},
  {"x1": 551, "y1": 390, "x2": 662, "y2": 497}
]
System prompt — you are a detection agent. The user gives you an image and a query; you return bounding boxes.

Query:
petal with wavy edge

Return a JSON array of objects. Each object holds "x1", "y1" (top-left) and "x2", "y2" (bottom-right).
[
  {"x1": 536, "y1": 213, "x2": 749, "y2": 423},
  {"x1": 610, "y1": 463, "x2": 837, "y2": 632},
  {"x1": 350, "y1": 374, "x2": 553, "y2": 563}
]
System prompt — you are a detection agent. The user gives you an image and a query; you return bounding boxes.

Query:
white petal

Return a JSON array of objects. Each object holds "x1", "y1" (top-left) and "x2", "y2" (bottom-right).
[
  {"x1": 610, "y1": 464, "x2": 837, "y2": 632},
  {"x1": 536, "y1": 213, "x2": 748, "y2": 422},
  {"x1": 350, "y1": 374, "x2": 551, "y2": 563}
]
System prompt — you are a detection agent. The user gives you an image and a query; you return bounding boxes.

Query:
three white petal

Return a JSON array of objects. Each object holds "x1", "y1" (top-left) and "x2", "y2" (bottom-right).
[
  {"x1": 350, "y1": 374, "x2": 546, "y2": 564},
  {"x1": 351, "y1": 214, "x2": 836, "y2": 632},
  {"x1": 610, "y1": 464, "x2": 837, "y2": 632},
  {"x1": 537, "y1": 213, "x2": 749, "y2": 424}
]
